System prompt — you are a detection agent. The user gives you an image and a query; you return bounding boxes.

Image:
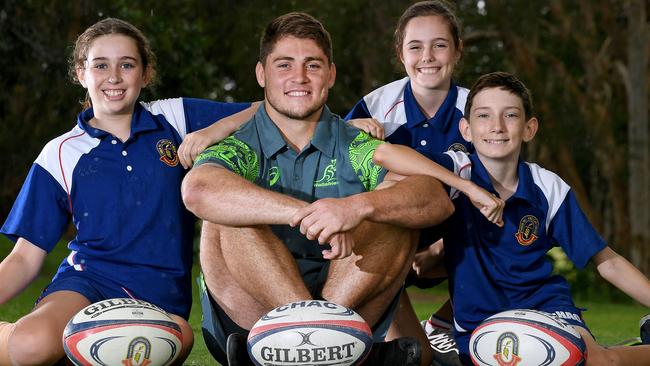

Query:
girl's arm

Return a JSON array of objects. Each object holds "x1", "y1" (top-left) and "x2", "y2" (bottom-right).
[
  {"x1": 373, "y1": 142, "x2": 504, "y2": 226},
  {"x1": 593, "y1": 246, "x2": 650, "y2": 306},
  {"x1": 0, "y1": 238, "x2": 47, "y2": 305},
  {"x1": 348, "y1": 118, "x2": 385, "y2": 140},
  {"x1": 178, "y1": 101, "x2": 261, "y2": 169}
]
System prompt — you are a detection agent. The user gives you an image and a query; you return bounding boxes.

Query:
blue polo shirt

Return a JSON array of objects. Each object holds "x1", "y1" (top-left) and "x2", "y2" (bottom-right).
[
  {"x1": 1, "y1": 98, "x2": 249, "y2": 317},
  {"x1": 194, "y1": 104, "x2": 388, "y2": 281},
  {"x1": 426, "y1": 152, "x2": 607, "y2": 335},
  {"x1": 345, "y1": 77, "x2": 472, "y2": 154}
]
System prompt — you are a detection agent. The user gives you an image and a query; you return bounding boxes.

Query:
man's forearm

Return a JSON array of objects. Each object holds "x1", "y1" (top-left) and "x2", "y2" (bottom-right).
[
  {"x1": 182, "y1": 165, "x2": 306, "y2": 226},
  {"x1": 351, "y1": 175, "x2": 453, "y2": 228}
]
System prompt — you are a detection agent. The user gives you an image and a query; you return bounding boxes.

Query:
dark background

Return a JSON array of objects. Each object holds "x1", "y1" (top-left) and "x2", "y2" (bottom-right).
[{"x1": 1, "y1": 0, "x2": 648, "y2": 284}]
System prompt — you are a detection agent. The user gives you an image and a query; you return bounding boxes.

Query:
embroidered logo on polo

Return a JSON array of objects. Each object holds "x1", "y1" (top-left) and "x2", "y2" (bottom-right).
[
  {"x1": 269, "y1": 166, "x2": 280, "y2": 187},
  {"x1": 156, "y1": 139, "x2": 179, "y2": 167},
  {"x1": 448, "y1": 143, "x2": 468, "y2": 153},
  {"x1": 515, "y1": 215, "x2": 539, "y2": 246},
  {"x1": 194, "y1": 136, "x2": 259, "y2": 182},
  {"x1": 314, "y1": 159, "x2": 337, "y2": 187},
  {"x1": 349, "y1": 132, "x2": 383, "y2": 191}
]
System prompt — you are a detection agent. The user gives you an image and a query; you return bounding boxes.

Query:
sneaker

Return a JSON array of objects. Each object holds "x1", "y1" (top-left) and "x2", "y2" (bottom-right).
[
  {"x1": 365, "y1": 337, "x2": 421, "y2": 366},
  {"x1": 422, "y1": 320, "x2": 463, "y2": 366},
  {"x1": 641, "y1": 314, "x2": 650, "y2": 345},
  {"x1": 226, "y1": 333, "x2": 255, "y2": 366}
]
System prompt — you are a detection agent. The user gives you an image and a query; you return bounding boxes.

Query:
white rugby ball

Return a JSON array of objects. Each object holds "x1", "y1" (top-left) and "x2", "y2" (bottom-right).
[
  {"x1": 247, "y1": 300, "x2": 372, "y2": 366},
  {"x1": 63, "y1": 298, "x2": 182, "y2": 366},
  {"x1": 469, "y1": 309, "x2": 586, "y2": 366}
]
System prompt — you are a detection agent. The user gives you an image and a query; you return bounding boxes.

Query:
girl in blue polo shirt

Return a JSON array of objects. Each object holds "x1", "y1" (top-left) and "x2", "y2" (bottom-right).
[
  {"x1": 373, "y1": 71, "x2": 650, "y2": 365},
  {"x1": 0, "y1": 18, "x2": 254, "y2": 365},
  {"x1": 345, "y1": 1, "x2": 470, "y2": 364}
]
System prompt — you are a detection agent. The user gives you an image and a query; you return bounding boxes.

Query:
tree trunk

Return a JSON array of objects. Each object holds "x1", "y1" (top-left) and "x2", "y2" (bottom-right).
[{"x1": 621, "y1": 0, "x2": 650, "y2": 273}]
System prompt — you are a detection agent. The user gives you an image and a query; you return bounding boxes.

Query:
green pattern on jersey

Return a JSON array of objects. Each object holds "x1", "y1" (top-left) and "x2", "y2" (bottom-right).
[
  {"x1": 349, "y1": 132, "x2": 383, "y2": 191},
  {"x1": 194, "y1": 136, "x2": 259, "y2": 182}
]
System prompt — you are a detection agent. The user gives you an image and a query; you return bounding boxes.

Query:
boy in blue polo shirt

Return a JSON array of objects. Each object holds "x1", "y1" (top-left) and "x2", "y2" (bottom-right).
[{"x1": 373, "y1": 71, "x2": 650, "y2": 365}]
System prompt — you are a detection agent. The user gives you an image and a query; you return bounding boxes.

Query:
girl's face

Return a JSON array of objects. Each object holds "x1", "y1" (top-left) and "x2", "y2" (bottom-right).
[
  {"x1": 400, "y1": 15, "x2": 460, "y2": 94},
  {"x1": 77, "y1": 34, "x2": 149, "y2": 118}
]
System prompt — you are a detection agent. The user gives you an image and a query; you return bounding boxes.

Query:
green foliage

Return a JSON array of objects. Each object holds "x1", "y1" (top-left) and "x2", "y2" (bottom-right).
[{"x1": 0, "y1": 0, "x2": 647, "y2": 299}]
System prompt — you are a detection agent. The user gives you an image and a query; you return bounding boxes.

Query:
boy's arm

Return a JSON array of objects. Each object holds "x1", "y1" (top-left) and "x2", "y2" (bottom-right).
[
  {"x1": 593, "y1": 246, "x2": 650, "y2": 306},
  {"x1": 373, "y1": 143, "x2": 504, "y2": 226},
  {"x1": 178, "y1": 101, "x2": 261, "y2": 169},
  {"x1": 0, "y1": 238, "x2": 46, "y2": 304}
]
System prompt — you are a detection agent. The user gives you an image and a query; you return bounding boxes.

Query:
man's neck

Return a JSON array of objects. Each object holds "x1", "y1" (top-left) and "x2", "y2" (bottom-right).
[{"x1": 264, "y1": 102, "x2": 321, "y2": 152}]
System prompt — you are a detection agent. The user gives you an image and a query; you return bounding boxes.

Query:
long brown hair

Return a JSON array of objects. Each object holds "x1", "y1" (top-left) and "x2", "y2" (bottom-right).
[{"x1": 69, "y1": 18, "x2": 157, "y2": 110}]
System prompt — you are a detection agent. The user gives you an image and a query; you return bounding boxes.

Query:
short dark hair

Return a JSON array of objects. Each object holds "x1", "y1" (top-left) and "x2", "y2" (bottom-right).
[
  {"x1": 394, "y1": 1, "x2": 461, "y2": 59},
  {"x1": 259, "y1": 12, "x2": 333, "y2": 64},
  {"x1": 465, "y1": 72, "x2": 533, "y2": 120}
]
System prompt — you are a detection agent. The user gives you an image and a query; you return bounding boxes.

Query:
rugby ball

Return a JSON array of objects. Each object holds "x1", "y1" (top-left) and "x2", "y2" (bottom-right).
[
  {"x1": 247, "y1": 300, "x2": 372, "y2": 366},
  {"x1": 63, "y1": 298, "x2": 182, "y2": 366},
  {"x1": 469, "y1": 309, "x2": 586, "y2": 366}
]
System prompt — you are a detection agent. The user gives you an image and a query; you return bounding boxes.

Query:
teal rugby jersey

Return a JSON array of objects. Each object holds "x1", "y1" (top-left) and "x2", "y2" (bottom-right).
[{"x1": 194, "y1": 104, "x2": 388, "y2": 260}]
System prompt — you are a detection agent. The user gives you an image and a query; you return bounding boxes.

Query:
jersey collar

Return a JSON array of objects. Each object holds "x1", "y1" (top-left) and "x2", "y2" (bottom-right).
[
  {"x1": 255, "y1": 104, "x2": 337, "y2": 159},
  {"x1": 404, "y1": 80, "x2": 459, "y2": 133}
]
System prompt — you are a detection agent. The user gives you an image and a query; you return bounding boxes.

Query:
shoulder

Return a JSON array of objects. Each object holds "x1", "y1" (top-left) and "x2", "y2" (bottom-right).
[
  {"x1": 455, "y1": 85, "x2": 469, "y2": 111},
  {"x1": 140, "y1": 98, "x2": 185, "y2": 119},
  {"x1": 36, "y1": 125, "x2": 99, "y2": 189},
  {"x1": 525, "y1": 162, "x2": 570, "y2": 199},
  {"x1": 525, "y1": 162, "x2": 572, "y2": 227},
  {"x1": 362, "y1": 77, "x2": 410, "y2": 116}
]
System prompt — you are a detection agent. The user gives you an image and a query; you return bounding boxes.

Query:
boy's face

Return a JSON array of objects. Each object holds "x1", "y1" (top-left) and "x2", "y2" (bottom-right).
[
  {"x1": 460, "y1": 87, "x2": 537, "y2": 163},
  {"x1": 256, "y1": 36, "x2": 336, "y2": 123}
]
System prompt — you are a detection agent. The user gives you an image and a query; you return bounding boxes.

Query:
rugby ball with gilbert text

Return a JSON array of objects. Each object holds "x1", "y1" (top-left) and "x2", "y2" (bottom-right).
[
  {"x1": 247, "y1": 300, "x2": 373, "y2": 366},
  {"x1": 469, "y1": 309, "x2": 586, "y2": 366},
  {"x1": 63, "y1": 298, "x2": 182, "y2": 366}
]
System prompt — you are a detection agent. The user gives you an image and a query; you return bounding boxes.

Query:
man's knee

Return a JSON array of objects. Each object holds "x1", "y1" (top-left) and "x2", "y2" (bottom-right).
[{"x1": 8, "y1": 321, "x2": 64, "y2": 366}]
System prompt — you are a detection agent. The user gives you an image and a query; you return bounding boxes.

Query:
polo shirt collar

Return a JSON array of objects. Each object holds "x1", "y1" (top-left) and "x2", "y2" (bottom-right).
[
  {"x1": 76, "y1": 103, "x2": 160, "y2": 139},
  {"x1": 469, "y1": 153, "x2": 537, "y2": 203},
  {"x1": 309, "y1": 106, "x2": 336, "y2": 159},
  {"x1": 255, "y1": 104, "x2": 337, "y2": 159},
  {"x1": 404, "y1": 80, "x2": 459, "y2": 133},
  {"x1": 468, "y1": 153, "x2": 496, "y2": 193}
]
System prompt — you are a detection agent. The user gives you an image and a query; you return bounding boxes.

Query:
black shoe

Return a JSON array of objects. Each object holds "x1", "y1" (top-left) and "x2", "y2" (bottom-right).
[
  {"x1": 365, "y1": 337, "x2": 421, "y2": 366},
  {"x1": 641, "y1": 314, "x2": 650, "y2": 345},
  {"x1": 422, "y1": 320, "x2": 462, "y2": 366},
  {"x1": 226, "y1": 333, "x2": 255, "y2": 366}
]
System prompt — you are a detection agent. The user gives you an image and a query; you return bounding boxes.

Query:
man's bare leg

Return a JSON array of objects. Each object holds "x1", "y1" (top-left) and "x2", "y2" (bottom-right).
[
  {"x1": 200, "y1": 222, "x2": 312, "y2": 329},
  {"x1": 323, "y1": 222, "x2": 416, "y2": 323}
]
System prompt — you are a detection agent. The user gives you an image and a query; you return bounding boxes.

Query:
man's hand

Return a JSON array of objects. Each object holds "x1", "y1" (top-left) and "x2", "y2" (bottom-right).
[
  {"x1": 289, "y1": 197, "x2": 365, "y2": 244},
  {"x1": 322, "y1": 232, "x2": 356, "y2": 260}
]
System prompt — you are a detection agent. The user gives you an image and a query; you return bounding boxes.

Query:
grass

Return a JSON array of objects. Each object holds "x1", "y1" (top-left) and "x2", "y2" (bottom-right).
[{"x1": 1, "y1": 237, "x2": 647, "y2": 365}]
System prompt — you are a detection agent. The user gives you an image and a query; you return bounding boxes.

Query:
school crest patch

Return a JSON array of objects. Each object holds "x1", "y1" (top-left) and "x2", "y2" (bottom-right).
[
  {"x1": 156, "y1": 139, "x2": 179, "y2": 167},
  {"x1": 515, "y1": 215, "x2": 539, "y2": 246},
  {"x1": 448, "y1": 143, "x2": 468, "y2": 153}
]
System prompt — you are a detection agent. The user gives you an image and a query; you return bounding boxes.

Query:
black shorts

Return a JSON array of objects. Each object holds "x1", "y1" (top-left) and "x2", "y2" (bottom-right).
[{"x1": 198, "y1": 266, "x2": 402, "y2": 365}]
